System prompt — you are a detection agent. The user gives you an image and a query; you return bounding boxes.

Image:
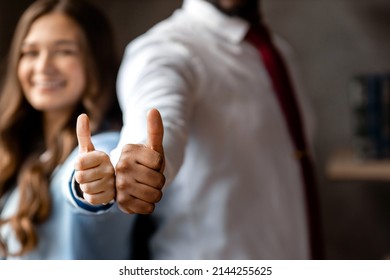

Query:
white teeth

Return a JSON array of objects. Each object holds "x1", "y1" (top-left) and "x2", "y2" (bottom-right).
[{"x1": 34, "y1": 80, "x2": 64, "y2": 88}]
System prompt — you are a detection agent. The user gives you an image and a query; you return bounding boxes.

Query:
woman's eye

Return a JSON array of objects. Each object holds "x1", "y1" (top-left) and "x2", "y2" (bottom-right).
[
  {"x1": 20, "y1": 50, "x2": 38, "y2": 58},
  {"x1": 55, "y1": 49, "x2": 77, "y2": 56}
]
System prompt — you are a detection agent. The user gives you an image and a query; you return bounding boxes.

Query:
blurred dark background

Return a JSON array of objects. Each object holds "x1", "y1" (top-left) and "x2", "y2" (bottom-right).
[{"x1": 1, "y1": 0, "x2": 390, "y2": 259}]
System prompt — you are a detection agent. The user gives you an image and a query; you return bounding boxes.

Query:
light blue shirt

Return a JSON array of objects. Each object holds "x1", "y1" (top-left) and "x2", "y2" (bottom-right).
[{"x1": 1, "y1": 132, "x2": 135, "y2": 259}]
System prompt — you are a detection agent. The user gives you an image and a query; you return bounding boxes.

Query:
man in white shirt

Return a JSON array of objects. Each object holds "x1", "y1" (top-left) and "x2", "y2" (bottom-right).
[{"x1": 112, "y1": 0, "x2": 322, "y2": 259}]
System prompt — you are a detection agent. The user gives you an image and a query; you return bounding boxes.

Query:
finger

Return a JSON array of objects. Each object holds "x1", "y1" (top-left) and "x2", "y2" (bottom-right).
[
  {"x1": 116, "y1": 172, "x2": 164, "y2": 202},
  {"x1": 75, "y1": 168, "x2": 103, "y2": 185},
  {"x1": 74, "y1": 151, "x2": 107, "y2": 171},
  {"x1": 118, "y1": 144, "x2": 164, "y2": 172},
  {"x1": 125, "y1": 182, "x2": 163, "y2": 204},
  {"x1": 83, "y1": 190, "x2": 115, "y2": 206},
  {"x1": 127, "y1": 164, "x2": 165, "y2": 190},
  {"x1": 146, "y1": 108, "x2": 164, "y2": 154},
  {"x1": 79, "y1": 177, "x2": 114, "y2": 195},
  {"x1": 76, "y1": 113, "x2": 95, "y2": 153},
  {"x1": 116, "y1": 193, "x2": 156, "y2": 214}
]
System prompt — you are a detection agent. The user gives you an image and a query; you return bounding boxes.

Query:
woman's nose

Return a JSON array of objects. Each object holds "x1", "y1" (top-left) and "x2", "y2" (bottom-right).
[{"x1": 35, "y1": 51, "x2": 56, "y2": 74}]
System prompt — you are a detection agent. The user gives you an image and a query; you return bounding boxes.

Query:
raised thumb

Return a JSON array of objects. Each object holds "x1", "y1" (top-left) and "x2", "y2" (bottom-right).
[
  {"x1": 146, "y1": 108, "x2": 164, "y2": 154},
  {"x1": 76, "y1": 113, "x2": 95, "y2": 153}
]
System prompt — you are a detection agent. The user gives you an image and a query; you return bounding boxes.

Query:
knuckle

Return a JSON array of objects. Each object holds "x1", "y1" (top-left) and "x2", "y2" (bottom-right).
[
  {"x1": 156, "y1": 153, "x2": 164, "y2": 168},
  {"x1": 116, "y1": 192, "x2": 129, "y2": 205},
  {"x1": 116, "y1": 197, "x2": 134, "y2": 214},
  {"x1": 121, "y1": 144, "x2": 137, "y2": 154},
  {"x1": 120, "y1": 144, "x2": 131, "y2": 153},
  {"x1": 121, "y1": 144, "x2": 140, "y2": 158},
  {"x1": 98, "y1": 151, "x2": 110, "y2": 163},
  {"x1": 102, "y1": 168, "x2": 113, "y2": 179},
  {"x1": 75, "y1": 154, "x2": 89, "y2": 170},
  {"x1": 115, "y1": 160, "x2": 129, "y2": 173},
  {"x1": 107, "y1": 189, "x2": 116, "y2": 201},
  {"x1": 106, "y1": 176, "x2": 115, "y2": 187},
  {"x1": 143, "y1": 203, "x2": 155, "y2": 214},
  {"x1": 117, "y1": 145, "x2": 143, "y2": 171},
  {"x1": 115, "y1": 175, "x2": 135, "y2": 192},
  {"x1": 80, "y1": 183, "x2": 93, "y2": 194},
  {"x1": 104, "y1": 165, "x2": 115, "y2": 176},
  {"x1": 78, "y1": 157, "x2": 86, "y2": 168},
  {"x1": 117, "y1": 204, "x2": 134, "y2": 214},
  {"x1": 74, "y1": 160, "x2": 81, "y2": 171},
  {"x1": 159, "y1": 174, "x2": 166, "y2": 189},
  {"x1": 115, "y1": 177, "x2": 126, "y2": 191},
  {"x1": 151, "y1": 190, "x2": 163, "y2": 203},
  {"x1": 74, "y1": 171, "x2": 85, "y2": 183},
  {"x1": 149, "y1": 152, "x2": 163, "y2": 170},
  {"x1": 83, "y1": 194, "x2": 98, "y2": 205}
]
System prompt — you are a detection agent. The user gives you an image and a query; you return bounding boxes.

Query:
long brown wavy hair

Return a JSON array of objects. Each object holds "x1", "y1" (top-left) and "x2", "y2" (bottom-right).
[{"x1": 0, "y1": 0, "x2": 121, "y2": 256}]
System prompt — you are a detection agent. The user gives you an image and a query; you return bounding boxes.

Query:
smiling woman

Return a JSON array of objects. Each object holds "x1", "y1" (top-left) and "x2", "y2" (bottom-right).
[
  {"x1": 0, "y1": 0, "x2": 133, "y2": 260},
  {"x1": 18, "y1": 12, "x2": 87, "y2": 144}
]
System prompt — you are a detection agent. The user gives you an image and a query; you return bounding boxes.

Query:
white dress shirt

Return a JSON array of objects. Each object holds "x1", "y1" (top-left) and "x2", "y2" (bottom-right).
[{"x1": 112, "y1": 0, "x2": 316, "y2": 259}]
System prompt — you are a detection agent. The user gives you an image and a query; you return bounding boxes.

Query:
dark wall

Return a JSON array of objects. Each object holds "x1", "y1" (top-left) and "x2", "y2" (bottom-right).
[
  {"x1": 263, "y1": 0, "x2": 390, "y2": 260},
  {"x1": 0, "y1": 0, "x2": 182, "y2": 75},
  {"x1": 0, "y1": 0, "x2": 35, "y2": 75}
]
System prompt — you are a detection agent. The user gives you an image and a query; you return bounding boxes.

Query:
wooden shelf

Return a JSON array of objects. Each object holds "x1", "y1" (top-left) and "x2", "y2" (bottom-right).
[{"x1": 326, "y1": 148, "x2": 390, "y2": 181}]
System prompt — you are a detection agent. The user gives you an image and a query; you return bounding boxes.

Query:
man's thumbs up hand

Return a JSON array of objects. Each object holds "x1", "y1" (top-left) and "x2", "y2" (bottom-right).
[
  {"x1": 115, "y1": 108, "x2": 166, "y2": 214},
  {"x1": 74, "y1": 114, "x2": 115, "y2": 205}
]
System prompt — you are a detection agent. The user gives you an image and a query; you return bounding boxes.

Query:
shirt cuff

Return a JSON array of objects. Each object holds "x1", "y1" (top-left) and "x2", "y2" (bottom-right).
[{"x1": 69, "y1": 170, "x2": 114, "y2": 213}]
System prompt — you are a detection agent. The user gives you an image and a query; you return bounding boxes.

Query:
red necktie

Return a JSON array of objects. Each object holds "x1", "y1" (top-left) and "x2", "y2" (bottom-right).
[{"x1": 246, "y1": 23, "x2": 323, "y2": 259}]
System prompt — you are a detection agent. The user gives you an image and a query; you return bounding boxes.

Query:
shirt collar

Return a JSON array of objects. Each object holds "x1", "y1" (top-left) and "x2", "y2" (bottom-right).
[{"x1": 182, "y1": 0, "x2": 250, "y2": 44}]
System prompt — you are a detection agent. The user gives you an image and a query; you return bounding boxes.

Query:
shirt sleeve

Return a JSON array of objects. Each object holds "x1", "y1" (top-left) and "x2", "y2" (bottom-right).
[
  {"x1": 110, "y1": 35, "x2": 201, "y2": 185},
  {"x1": 59, "y1": 132, "x2": 136, "y2": 259},
  {"x1": 68, "y1": 170, "x2": 114, "y2": 213}
]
